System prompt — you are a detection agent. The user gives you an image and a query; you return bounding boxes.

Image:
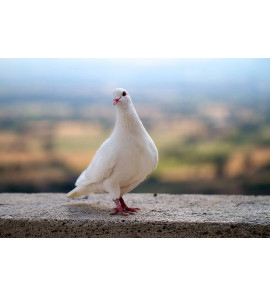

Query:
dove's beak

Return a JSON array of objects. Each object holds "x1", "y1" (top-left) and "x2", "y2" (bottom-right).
[{"x1": 113, "y1": 98, "x2": 120, "y2": 105}]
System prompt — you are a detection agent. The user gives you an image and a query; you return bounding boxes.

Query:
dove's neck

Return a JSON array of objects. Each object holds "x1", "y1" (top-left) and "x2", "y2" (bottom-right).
[{"x1": 114, "y1": 101, "x2": 145, "y2": 135}]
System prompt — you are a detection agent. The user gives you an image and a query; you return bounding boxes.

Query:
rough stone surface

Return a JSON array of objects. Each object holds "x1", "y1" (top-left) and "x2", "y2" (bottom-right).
[{"x1": 0, "y1": 193, "x2": 269, "y2": 237}]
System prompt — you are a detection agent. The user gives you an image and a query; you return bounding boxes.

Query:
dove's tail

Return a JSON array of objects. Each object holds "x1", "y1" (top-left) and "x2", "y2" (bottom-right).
[
  {"x1": 66, "y1": 188, "x2": 79, "y2": 198},
  {"x1": 66, "y1": 186, "x2": 91, "y2": 198}
]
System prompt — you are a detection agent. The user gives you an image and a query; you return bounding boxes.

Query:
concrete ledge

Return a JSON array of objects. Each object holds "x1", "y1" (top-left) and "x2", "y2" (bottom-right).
[{"x1": 0, "y1": 193, "x2": 269, "y2": 237}]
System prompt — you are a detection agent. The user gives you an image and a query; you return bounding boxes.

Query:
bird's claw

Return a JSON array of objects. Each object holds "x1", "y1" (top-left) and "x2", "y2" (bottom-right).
[
  {"x1": 111, "y1": 198, "x2": 140, "y2": 216},
  {"x1": 110, "y1": 207, "x2": 135, "y2": 216},
  {"x1": 110, "y1": 209, "x2": 128, "y2": 216}
]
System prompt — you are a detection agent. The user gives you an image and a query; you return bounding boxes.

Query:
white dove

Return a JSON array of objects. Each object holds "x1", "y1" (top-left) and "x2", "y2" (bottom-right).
[{"x1": 67, "y1": 88, "x2": 158, "y2": 215}]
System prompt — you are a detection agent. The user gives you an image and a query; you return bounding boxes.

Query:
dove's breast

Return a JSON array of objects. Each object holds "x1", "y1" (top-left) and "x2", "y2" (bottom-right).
[{"x1": 113, "y1": 132, "x2": 158, "y2": 192}]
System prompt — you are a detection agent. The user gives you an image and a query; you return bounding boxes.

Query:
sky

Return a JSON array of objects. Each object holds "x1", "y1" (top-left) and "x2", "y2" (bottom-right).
[{"x1": 0, "y1": 59, "x2": 270, "y2": 103}]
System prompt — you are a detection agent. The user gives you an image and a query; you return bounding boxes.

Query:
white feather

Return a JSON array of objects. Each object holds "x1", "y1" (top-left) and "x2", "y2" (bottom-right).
[{"x1": 67, "y1": 88, "x2": 158, "y2": 199}]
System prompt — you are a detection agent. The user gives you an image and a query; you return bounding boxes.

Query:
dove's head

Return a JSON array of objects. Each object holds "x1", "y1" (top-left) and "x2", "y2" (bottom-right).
[{"x1": 112, "y1": 88, "x2": 132, "y2": 107}]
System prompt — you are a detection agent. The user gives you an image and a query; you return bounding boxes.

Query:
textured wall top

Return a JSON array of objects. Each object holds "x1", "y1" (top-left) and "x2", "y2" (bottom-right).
[{"x1": 0, "y1": 193, "x2": 270, "y2": 237}]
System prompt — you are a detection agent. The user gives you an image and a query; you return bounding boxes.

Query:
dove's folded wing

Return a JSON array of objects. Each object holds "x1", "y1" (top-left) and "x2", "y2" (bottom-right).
[{"x1": 75, "y1": 139, "x2": 117, "y2": 187}]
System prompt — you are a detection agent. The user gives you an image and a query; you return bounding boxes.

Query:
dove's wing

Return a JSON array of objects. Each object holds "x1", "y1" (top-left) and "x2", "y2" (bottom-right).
[{"x1": 75, "y1": 138, "x2": 117, "y2": 187}]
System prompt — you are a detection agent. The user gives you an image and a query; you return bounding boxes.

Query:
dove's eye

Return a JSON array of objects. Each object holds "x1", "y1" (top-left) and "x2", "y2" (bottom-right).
[{"x1": 122, "y1": 91, "x2": 127, "y2": 96}]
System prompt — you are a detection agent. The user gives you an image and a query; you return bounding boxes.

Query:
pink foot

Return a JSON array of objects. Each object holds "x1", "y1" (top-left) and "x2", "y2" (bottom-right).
[
  {"x1": 110, "y1": 208, "x2": 129, "y2": 216},
  {"x1": 110, "y1": 198, "x2": 140, "y2": 216},
  {"x1": 110, "y1": 199, "x2": 132, "y2": 216}
]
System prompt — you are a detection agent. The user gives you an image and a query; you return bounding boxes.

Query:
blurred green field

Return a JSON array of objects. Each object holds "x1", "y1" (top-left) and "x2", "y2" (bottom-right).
[{"x1": 1, "y1": 100, "x2": 270, "y2": 195}]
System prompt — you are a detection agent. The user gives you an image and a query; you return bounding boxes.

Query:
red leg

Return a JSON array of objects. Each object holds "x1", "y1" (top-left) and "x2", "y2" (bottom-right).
[
  {"x1": 110, "y1": 198, "x2": 132, "y2": 216},
  {"x1": 119, "y1": 197, "x2": 140, "y2": 212},
  {"x1": 110, "y1": 197, "x2": 140, "y2": 216}
]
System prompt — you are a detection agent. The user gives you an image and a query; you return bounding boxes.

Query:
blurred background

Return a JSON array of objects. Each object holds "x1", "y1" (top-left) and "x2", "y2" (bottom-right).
[{"x1": 0, "y1": 58, "x2": 270, "y2": 195}]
